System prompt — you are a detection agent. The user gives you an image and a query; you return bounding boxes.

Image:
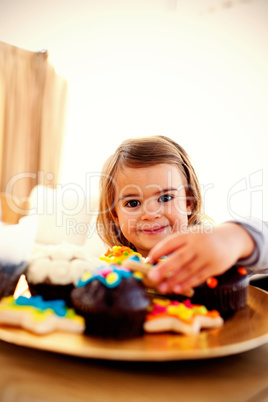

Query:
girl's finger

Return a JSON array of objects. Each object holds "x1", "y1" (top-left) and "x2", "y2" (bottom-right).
[
  {"x1": 172, "y1": 265, "x2": 214, "y2": 294},
  {"x1": 160, "y1": 256, "x2": 202, "y2": 290},
  {"x1": 147, "y1": 232, "x2": 188, "y2": 264},
  {"x1": 157, "y1": 257, "x2": 202, "y2": 294},
  {"x1": 148, "y1": 245, "x2": 193, "y2": 283}
]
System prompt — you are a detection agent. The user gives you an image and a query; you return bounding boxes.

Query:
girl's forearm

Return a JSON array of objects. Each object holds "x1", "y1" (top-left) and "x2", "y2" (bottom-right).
[{"x1": 216, "y1": 222, "x2": 255, "y2": 261}]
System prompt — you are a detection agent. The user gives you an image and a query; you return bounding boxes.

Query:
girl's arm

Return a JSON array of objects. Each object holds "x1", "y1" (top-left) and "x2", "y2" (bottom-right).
[
  {"x1": 228, "y1": 218, "x2": 268, "y2": 274},
  {"x1": 147, "y1": 222, "x2": 257, "y2": 295}
]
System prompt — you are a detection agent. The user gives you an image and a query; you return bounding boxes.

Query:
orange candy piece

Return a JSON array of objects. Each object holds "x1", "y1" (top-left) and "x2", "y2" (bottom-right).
[
  {"x1": 206, "y1": 277, "x2": 218, "y2": 289},
  {"x1": 104, "y1": 248, "x2": 113, "y2": 257},
  {"x1": 237, "y1": 267, "x2": 247, "y2": 276}
]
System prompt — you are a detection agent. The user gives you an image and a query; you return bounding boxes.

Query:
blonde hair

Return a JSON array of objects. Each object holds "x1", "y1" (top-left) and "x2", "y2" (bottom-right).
[{"x1": 97, "y1": 135, "x2": 204, "y2": 249}]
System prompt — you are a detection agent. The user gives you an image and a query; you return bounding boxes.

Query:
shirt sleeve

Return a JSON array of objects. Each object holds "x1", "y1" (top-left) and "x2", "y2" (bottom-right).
[{"x1": 228, "y1": 218, "x2": 268, "y2": 275}]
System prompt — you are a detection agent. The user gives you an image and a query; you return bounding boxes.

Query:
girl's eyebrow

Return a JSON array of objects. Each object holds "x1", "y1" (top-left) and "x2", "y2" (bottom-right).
[
  {"x1": 157, "y1": 187, "x2": 179, "y2": 194},
  {"x1": 118, "y1": 188, "x2": 179, "y2": 202},
  {"x1": 118, "y1": 193, "x2": 140, "y2": 202}
]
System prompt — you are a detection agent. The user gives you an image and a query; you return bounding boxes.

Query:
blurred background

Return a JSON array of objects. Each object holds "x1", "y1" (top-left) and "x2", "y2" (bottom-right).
[{"x1": 0, "y1": 0, "x2": 267, "y2": 223}]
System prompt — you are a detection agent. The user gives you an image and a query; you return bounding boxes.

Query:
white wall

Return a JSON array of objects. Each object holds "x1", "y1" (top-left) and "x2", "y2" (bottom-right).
[{"x1": 1, "y1": 0, "x2": 268, "y2": 223}]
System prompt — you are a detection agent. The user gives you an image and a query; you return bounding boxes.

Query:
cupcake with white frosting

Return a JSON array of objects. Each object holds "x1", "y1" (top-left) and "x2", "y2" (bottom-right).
[{"x1": 26, "y1": 243, "x2": 99, "y2": 306}]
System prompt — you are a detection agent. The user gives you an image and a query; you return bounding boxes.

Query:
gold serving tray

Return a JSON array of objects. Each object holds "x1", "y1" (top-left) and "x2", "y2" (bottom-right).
[{"x1": 0, "y1": 286, "x2": 267, "y2": 361}]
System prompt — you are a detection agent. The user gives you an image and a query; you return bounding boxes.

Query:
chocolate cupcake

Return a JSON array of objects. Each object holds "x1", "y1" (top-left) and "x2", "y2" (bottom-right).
[
  {"x1": 71, "y1": 265, "x2": 150, "y2": 339},
  {"x1": 190, "y1": 266, "x2": 249, "y2": 318}
]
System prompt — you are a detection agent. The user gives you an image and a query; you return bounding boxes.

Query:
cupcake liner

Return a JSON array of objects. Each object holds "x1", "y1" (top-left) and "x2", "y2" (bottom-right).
[
  {"x1": 77, "y1": 310, "x2": 147, "y2": 339},
  {"x1": 191, "y1": 281, "x2": 249, "y2": 318}
]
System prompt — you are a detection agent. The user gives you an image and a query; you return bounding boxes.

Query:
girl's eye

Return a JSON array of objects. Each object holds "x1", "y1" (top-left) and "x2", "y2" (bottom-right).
[
  {"x1": 159, "y1": 194, "x2": 173, "y2": 203},
  {"x1": 125, "y1": 199, "x2": 141, "y2": 208}
]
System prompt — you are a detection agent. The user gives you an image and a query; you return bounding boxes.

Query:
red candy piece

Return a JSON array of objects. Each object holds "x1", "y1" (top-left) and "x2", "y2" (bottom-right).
[
  {"x1": 237, "y1": 267, "x2": 247, "y2": 276},
  {"x1": 183, "y1": 299, "x2": 192, "y2": 308},
  {"x1": 206, "y1": 277, "x2": 218, "y2": 289}
]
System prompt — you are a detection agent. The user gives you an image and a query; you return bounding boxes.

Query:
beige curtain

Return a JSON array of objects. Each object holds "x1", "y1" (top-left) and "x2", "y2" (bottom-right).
[{"x1": 0, "y1": 41, "x2": 68, "y2": 201}]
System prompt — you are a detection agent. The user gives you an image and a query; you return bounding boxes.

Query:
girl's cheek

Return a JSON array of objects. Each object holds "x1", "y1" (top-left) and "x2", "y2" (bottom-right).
[
  {"x1": 173, "y1": 216, "x2": 189, "y2": 232},
  {"x1": 175, "y1": 199, "x2": 189, "y2": 215}
]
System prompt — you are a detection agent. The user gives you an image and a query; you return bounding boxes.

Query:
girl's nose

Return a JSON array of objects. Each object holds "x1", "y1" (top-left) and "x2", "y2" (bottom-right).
[{"x1": 141, "y1": 199, "x2": 161, "y2": 220}]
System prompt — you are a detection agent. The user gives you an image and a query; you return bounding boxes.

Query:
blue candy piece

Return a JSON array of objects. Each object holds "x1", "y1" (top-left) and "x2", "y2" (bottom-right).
[{"x1": 128, "y1": 255, "x2": 141, "y2": 262}]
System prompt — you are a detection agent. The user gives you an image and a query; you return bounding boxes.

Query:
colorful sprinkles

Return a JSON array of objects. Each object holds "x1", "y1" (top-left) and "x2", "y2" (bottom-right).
[
  {"x1": 0, "y1": 295, "x2": 80, "y2": 320},
  {"x1": 0, "y1": 295, "x2": 85, "y2": 334},
  {"x1": 146, "y1": 298, "x2": 221, "y2": 323},
  {"x1": 99, "y1": 246, "x2": 142, "y2": 265},
  {"x1": 77, "y1": 265, "x2": 143, "y2": 288}
]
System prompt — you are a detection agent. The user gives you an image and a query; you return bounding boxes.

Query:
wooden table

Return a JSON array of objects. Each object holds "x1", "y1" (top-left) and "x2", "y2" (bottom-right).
[{"x1": 0, "y1": 338, "x2": 267, "y2": 402}]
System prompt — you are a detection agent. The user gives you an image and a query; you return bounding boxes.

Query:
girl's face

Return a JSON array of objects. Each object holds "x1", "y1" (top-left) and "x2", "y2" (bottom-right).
[{"x1": 113, "y1": 164, "x2": 192, "y2": 257}]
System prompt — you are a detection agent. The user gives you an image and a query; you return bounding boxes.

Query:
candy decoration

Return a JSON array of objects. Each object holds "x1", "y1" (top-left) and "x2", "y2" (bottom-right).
[
  {"x1": 237, "y1": 267, "x2": 247, "y2": 276},
  {"x1": 100, "y1": 246, "x2": 142, "y2": 265},
  {"x1": 144, "y1": 298, "x2": 223, "y2": 335},
  {"x1": 16, "y1": 295, "x2": 67, "y2": 317},
  {"x1": 206, "y1": 277, "x2": 218, "y2": 289},
  {"x1": 123, "y1": 255, "x2": 195, "y2": 298},
  {"x1": 0, "y1": 296, "x2": 85, "y2": 334},
  {"x1": 76, "y1": 265, "x2": 142, "y2": 288},
  {"x1": 106, "y1": 272, "x2": 120, "y2": 286}
]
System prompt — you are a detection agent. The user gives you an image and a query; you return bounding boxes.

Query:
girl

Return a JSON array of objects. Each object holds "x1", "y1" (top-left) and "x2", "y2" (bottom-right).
[{"x1": 96, "y1": 135, "x2": 268, "y2": 294}]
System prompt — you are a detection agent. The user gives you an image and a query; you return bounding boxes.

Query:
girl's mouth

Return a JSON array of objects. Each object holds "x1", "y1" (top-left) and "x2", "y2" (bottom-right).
[{"x1": 140, "y1": 225, "x2": 167, "y2": 235}]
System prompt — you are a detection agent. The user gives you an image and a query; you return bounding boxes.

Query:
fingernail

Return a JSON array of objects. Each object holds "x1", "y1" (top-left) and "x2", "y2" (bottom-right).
[
  {"x1": 173, "y1": 284, "x2": 182, "y2": 293},
  {"x1": 158, "y1": 283, "x2": 168, "y2": 293},
  {"x1": 148, "y1": 270, "x2": 159, "y2": 282}
]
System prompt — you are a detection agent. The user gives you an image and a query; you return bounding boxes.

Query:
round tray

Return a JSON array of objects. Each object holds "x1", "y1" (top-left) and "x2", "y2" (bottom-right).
[{"x1": 0, "y1": 286, "x2": 267, "y2": 361}]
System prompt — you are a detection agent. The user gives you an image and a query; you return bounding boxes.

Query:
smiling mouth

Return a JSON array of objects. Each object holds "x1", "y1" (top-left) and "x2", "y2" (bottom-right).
[{"x1": 140, "y1": 226, "x2": 167, "y2": 235}]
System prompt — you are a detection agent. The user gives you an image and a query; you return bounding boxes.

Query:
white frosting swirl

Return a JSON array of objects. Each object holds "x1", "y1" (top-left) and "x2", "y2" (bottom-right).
[
  {"x1": 47, "y1": 261, "x2": 71, "y2": 285},
  {"x1": 26, "y1": 244, "x2": 98, "y2": 285},
  {"x1": 26, "y1": 258, "x2": 51, "y2": 284},
  {"x1": 47, "y1": 245, "x2": 74, "y2": 261}
]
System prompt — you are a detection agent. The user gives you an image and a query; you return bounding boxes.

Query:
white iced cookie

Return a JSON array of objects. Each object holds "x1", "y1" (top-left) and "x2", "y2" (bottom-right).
[
  {"x1": 0, "y1": 296, "x2": 85, "y2": 335},
  {"x1": 143, "y1": 298, "x2": 224, "y2": 335}
]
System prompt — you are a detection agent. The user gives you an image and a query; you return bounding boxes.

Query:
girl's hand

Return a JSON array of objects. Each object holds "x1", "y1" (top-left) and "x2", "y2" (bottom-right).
[{"x1": 147, "y1": 223, "x2": 254, "y2": 294}]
